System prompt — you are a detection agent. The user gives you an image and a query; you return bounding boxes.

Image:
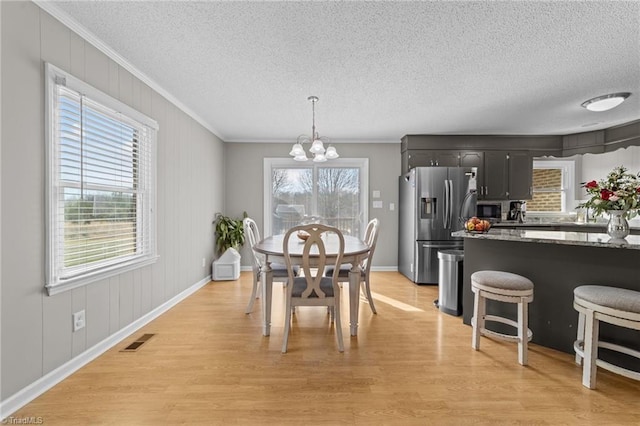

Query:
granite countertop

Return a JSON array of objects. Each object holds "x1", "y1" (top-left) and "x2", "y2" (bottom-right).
[
  {"x1": 493, "y1": 220, "x2": 639, "y2": 228},
  {"x1": 452, "y1": 228, "x2": 640, "y2": 250}
]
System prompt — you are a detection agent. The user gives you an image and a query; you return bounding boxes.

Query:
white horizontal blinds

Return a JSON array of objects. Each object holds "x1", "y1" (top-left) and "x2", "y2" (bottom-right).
[{"x1": 54, "y1": 84, "x2": 152, "y2": 279}]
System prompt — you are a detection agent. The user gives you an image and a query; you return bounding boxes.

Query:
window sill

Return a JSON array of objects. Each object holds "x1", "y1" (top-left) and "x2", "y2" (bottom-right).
[{"x1": 46, "y1": 255, "x2": 159, "y2": 296}]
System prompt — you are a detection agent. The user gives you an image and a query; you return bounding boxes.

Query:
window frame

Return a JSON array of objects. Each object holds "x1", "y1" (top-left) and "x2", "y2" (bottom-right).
[
  {"x1": 529, "y1": 159, "x2": 576, "y2": 214},
  {"x1": 263, "y1": 157, "x2": 369, "y2": 237},
  {"x1": 45, "y1": 63, "x2": 159, "y2": 296}
]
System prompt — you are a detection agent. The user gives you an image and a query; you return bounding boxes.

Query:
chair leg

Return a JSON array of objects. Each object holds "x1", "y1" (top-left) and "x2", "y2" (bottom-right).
[
  {"x1": 471, "y1": 290, "x2": 485, "y2": 350},
  {"x1": 518, "y1": 299, "x2": 528, "y2": 366},
  {"x1": 282, "y1": 300, "x2": 292, "y2": 354},
  {"x1": 362, "y1": 279, "x2": 377, "y2": 314},
  {"x1": 245, "y1": 271, "x2": 260, "y2": 314},
  {"x1": 582, "y1": 310, "x2": 599, "y2": 389},
  {"x1": 334, "y1": 297, "x2": 344, "y2": 353},
  {"x1": 575, "y1": 311, "x2": 585, "y2": 365}
]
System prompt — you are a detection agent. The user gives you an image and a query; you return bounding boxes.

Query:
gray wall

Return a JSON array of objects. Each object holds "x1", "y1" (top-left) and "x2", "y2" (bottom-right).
[
  {"x1": 1, "y1": 2, "x2": 224, "y2": 399},
  {"x1": 224, "y1": 142, "x2": 401, "y2": 268}
]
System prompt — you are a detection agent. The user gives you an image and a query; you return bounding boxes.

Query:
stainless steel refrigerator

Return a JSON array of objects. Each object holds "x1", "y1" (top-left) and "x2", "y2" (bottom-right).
[{"x1": 398, "y1": 167, "x2": 477, "y2": 284}]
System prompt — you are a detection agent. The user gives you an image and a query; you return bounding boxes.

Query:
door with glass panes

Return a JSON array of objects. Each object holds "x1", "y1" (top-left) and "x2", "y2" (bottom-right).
[{"x1": 265, "y1": 158, "x2": 368, "y2": 238}]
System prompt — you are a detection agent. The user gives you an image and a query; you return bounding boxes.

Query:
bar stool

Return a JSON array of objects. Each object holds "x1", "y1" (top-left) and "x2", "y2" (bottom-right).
[
  {"x1": 573, "y1": 285, "x2": 640, "y2": 389},
  {"x1": 471, "y1": 270, "x2": 534, "y2": 365}
]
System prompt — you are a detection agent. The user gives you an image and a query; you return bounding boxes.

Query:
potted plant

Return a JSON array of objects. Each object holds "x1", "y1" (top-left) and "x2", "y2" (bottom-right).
[{"x1": 213, "y1": 212, "x2": 247, "y2": 257}]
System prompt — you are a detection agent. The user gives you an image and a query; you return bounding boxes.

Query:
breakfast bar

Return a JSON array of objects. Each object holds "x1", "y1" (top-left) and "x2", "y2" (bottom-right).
[{"x1": 453, "y1": 229, "x2": 640, "y2": 365}]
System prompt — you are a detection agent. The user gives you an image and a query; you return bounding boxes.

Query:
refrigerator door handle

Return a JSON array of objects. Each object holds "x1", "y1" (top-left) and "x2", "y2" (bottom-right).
[{"x1": 444, "y1": 179, "x2": 452, "y2": 229}]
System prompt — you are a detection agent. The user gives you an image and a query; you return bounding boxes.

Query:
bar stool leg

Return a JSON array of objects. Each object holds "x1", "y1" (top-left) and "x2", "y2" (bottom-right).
[
  {"x1": 575, "y1": 312, "x2": 585, "y2": 365},
  {"x1": 582, "y1": 310, "x2": 599, "y2": 389},
  {"x1": 518, "y1": 298, "x2": 528, "y2": 366},
  {"x1": 472, "y1": 290, "x2": 485, "y2": 350}
]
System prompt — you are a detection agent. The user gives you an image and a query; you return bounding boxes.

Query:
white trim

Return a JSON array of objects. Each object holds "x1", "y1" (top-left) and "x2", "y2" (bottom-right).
[
  {"x1": 371, "y1": 266, "x2": 398, "y2": 272},
  {"x1": 242, "y1": 265, "x2": 397, "y2": 272},
  {"x1": 33, "y1": 1, "x2": 224, "y2": 140},
  {"x1": 531, "y1": 159, "x2": 576, "y2": 213},
  {"x1": 45, "y1": 63, "x2": 158, "y2": 293},
  {"x1": 226, "y1": 138, "x2": 399, "y2": 144},
  {"x1": 46, "y1": 255, "x2": 159, "y2": 296},
  {"x1": 0, "y1": 275, "x2": 211, "y2": 419}
]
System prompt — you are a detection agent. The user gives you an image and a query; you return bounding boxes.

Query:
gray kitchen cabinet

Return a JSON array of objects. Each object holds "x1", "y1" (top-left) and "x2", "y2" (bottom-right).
[
  {"x1": 478, "y1": 151, "x2": 532, "y2": 200},
  {"x1": 482, "y1": 151, "x2": 509, "y2": 199},
  {"x1": 508, "y1": 151, "x2": 533, "y2": 200},
  {"x1": 404, "y1": 150, "x2": 460, "y2": 170}
]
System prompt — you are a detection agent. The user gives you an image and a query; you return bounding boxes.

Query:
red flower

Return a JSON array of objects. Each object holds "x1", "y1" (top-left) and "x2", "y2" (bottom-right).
[
  {"x1": 584, "y1": 180, "x2": 598, "y2": 189},
  {"x1": 600, "y1": 189, "x2": 613, "y2": 200}
]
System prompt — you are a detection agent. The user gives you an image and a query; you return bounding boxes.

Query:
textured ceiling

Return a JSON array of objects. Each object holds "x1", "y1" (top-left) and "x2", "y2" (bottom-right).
[{"x1": 45, "y1": 1, "x2": 640, "y2": 143}]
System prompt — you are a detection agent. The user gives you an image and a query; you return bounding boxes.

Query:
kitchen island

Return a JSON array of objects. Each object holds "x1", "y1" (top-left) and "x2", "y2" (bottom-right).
[{"x1": 453, "y1": 229, "x2": 640, "y2": 365}]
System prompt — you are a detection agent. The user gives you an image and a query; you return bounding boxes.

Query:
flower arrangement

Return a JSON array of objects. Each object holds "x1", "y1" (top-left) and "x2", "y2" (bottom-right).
[{"x1": 578, "y1": 166, "x2": 640, "y2": 219}]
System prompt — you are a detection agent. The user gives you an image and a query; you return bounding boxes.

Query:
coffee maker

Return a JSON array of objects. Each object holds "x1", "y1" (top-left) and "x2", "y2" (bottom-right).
[{"x1": 507, "y1": 201, "x2": 526, "y2": 223}]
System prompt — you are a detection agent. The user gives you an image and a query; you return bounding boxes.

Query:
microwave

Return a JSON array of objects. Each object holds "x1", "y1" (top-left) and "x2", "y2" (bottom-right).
[{"x1": 476, "y1": 203, "x2": 502, "y2": 221}]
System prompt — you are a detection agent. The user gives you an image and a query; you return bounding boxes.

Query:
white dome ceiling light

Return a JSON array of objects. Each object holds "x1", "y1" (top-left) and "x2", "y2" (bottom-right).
[{"x1": 581, "y1": 92, "x2": 631, "y2": 112}]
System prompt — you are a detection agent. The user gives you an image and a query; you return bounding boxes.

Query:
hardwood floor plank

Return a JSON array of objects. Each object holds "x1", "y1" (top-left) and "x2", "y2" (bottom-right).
[{"x1": 10, "y1": 271, "x2": 640, "y2": 425}]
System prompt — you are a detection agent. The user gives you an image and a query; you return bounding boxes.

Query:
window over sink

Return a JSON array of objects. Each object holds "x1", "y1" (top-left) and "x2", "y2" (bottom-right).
[{"x1": 527, "y1": 159, "x2": 575, "y2": 213}]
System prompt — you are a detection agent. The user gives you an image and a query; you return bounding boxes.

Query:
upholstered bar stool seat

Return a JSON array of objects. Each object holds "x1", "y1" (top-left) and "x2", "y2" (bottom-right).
[
  {"x1": 471, "y1": 270, "x2": 534, "y2": 365},
  {"x1": 573, "y1": 285, "x2": 640, "y2": 389}
]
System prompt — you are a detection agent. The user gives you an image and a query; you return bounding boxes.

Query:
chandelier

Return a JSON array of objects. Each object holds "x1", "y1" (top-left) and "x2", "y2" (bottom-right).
[{"x1": 289, "y1": 96, "x2": 339, "y2": 162}]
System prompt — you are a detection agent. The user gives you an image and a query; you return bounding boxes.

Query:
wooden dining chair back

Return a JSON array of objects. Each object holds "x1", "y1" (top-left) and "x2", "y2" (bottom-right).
[
  {"x1": 323, "y1": 218, "x2": 380, "y2": 314},
  {"x1": 243, "y1": 217, "x2": 293, "y2": 314},
  {"x1": 282, "y1": 224, "x2": 345, "y2": 353}
]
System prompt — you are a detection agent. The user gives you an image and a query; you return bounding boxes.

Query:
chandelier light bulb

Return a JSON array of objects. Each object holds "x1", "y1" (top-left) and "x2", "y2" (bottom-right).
[
  {"x1": 313, "y1": 153, "x2": 327, "y2": 162},
  {"x1": 325, "y1": 146, "x2": 339, "y2": 159},
  {"x1": 309, "y1": 139, "x2": 325, "y2": 154},
  {"x1": 289, "y1": 143, "x2": 305, "y2": 156}
]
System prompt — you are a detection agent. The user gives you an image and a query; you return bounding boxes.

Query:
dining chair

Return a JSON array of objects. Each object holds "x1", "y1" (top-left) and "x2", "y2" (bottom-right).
[
  {"x1": 243, "y1": 217, "x2": 295, "y2": 314},
  {"x1": 282, "y1": 224, "x2": 345, "y2": 353},
  {"x1": 323, "y1": 218, "x2": 380, "y2": 314}
]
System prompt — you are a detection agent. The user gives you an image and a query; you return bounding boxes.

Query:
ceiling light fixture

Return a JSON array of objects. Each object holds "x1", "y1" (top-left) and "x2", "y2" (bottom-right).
[
  {"x1": 581, "y1": 92, "x2": 631, "y2": 112},
  {"x1": 289, "y1": 96, "x2": 338, "y2": 162}
]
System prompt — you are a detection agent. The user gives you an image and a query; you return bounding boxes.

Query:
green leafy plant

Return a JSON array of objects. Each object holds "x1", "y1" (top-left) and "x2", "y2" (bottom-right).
[{"x1": 213, "y1": 212, "x2": 247, "y2": 256}]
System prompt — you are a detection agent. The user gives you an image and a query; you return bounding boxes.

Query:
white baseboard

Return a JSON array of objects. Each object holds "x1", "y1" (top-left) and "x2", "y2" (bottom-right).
[
  {"x1": 240, "y1": 266, "x2": 397, "y2": 272},
  {"x1": 0, "y1": 275, "x2": 212, "y2": 419},
  {"x1": 371, "y1": 266, "x2": 398, "y2": 272}
]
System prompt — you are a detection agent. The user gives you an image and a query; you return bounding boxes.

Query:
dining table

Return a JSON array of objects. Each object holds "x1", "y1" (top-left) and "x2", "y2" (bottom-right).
[{"x1": 253, "y1": 233, "x2": 370, "y2": 337}]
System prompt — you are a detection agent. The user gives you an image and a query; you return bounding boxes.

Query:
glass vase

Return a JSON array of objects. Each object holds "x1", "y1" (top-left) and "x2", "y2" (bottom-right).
[{"x1": 606, "y1": 210, "x2": 630, "y2": 240}]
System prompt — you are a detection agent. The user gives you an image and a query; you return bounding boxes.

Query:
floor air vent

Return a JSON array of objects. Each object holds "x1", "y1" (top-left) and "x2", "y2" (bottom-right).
[{"x1": 121, "y1": 333, "x2": 155, "y2": 352}]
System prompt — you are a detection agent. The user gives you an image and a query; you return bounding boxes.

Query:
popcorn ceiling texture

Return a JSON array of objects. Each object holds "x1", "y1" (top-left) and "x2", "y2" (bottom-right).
[{"x1": 49, "y1": 1, "x2": 640, "y2": 142}]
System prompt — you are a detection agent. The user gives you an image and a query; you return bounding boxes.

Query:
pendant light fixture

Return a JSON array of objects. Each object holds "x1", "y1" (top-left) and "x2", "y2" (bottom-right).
[
  {"x1": 289, "y1": 96, "x2": 339, "y2": 162},
  {"x1": 581, "y1": 92, "x2": 631, "y2": 112}
]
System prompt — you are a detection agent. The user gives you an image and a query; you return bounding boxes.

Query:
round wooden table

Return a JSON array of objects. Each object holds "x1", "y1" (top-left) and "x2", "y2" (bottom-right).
[{"x1": 253, "y1": 234, "x2": 370, "y2": 337}]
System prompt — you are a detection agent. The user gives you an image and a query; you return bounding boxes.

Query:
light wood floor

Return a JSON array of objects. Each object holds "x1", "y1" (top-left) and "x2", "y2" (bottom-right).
[{"x1": 12, "y1": 272, "x2": 640, "y2": 425}]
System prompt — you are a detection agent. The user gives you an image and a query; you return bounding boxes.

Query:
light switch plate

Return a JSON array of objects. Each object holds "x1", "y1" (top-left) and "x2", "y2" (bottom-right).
[
  {"x1": 373, "y1": 200, "x2": 383, "y2": 209},
  {"x1": 372, "y1": 190, "x2": 381, "y2": 198}
]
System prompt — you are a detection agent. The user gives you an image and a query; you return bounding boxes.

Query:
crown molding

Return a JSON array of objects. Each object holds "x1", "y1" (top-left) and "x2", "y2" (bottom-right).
[{"x1": 33, "y1": 0, "x2": 225, "y2": 140}]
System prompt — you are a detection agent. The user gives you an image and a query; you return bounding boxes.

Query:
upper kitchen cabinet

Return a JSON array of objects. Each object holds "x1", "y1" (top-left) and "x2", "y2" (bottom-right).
[
  {"x1": 508, "y1": 151, "x2": 533, "y2": 200},
  {"x1": 402, "y1": 150, "x2": 460, "y2": 169},
  {"x1": 400, "y1": 134, "x2": 562, "y2": 175},
  {"x1": 479, "y1": 151, "x2": 532, "y2": 200}
]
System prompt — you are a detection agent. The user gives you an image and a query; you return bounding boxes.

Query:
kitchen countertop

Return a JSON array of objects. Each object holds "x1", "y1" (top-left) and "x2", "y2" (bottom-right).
[
  {"x1": 492, "y1": 220, "x2": 640, "y2": 229},
  {"x1": 452, "y1": 228, "x2": 640, "y2": 250}
]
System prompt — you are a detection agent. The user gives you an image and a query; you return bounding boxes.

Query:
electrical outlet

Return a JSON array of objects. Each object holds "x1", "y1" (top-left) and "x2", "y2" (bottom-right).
[
  {"x1": 73, "y1": 310, "x2": 86, "y2": 332},
  {"x1": 202, "y1": 257, "x2": 206, "y2": 267}
]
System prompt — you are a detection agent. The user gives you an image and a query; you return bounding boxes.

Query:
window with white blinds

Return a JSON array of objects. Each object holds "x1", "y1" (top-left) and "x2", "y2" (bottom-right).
[{"x1": 45, "y1": 63, "x2": 158, "y2": 295}]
